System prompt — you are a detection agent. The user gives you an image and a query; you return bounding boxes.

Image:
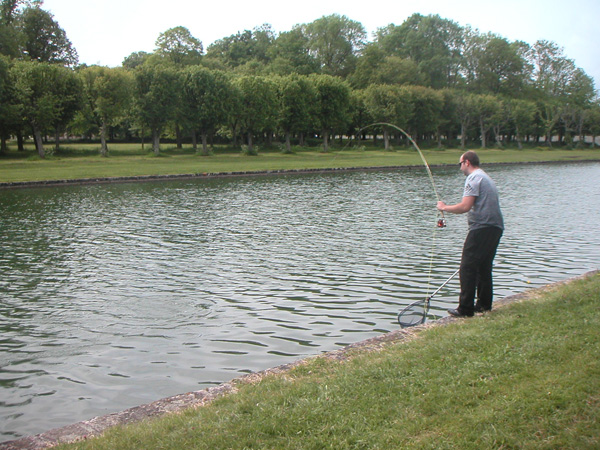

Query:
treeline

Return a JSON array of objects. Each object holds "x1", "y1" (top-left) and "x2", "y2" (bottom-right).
[{"x1": 1, "y1": 0, "x2": 599, "y2": 158}]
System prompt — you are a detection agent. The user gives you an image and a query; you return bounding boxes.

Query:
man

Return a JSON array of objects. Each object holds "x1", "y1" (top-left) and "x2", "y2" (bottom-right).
[{"x1": 437, "y1": 151, "x2": 504, "y2": 317}]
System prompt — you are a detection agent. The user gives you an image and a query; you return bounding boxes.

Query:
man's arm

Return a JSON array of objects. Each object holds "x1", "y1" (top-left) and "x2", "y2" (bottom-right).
[{"x1": 437, "y1": 196, "x2": 476, "y2": 214}]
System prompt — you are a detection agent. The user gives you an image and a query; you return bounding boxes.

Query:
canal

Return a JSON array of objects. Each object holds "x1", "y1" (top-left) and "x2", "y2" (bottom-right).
[{"x1": 1, "y1": 161, "x2": 599, "y2": 440}]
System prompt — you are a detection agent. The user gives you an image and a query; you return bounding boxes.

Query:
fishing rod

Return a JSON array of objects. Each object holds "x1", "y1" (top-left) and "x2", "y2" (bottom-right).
[
  {"x1": 357, "y1": 122, "x2": 447, "y2": 228},
  {"x1": 352, "y1": 123, "x2": 455, "y2": 327}
]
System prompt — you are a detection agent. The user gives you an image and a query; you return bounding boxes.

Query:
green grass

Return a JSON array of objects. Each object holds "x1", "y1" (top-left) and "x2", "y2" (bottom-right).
[
  {"x1": 1, "y1": 141, "x2": 599, "y2": 183},
  {"x1": 55, "y1": 273, "x2": 600, "y2": 450}
]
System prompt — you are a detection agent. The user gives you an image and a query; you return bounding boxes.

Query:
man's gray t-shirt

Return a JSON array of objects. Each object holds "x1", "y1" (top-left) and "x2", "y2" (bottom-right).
[{"x1": 464, "y1": 168, "x2": 504, "y2": 231}]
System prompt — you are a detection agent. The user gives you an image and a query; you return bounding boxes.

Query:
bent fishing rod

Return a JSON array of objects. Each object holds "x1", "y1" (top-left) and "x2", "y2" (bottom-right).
[
  {"x1": 357, "y1": 122, "x2": 447, "y2": 228},
  {"x1": 354, "y1": 123, "x2": 458, "y2": 327}
]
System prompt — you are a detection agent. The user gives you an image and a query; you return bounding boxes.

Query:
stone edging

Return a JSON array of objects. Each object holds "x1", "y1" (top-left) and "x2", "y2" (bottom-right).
[
  {"x1": 1, "y1": 269, "x2": 598, "y2": 450},
  {"x1": 1, "y1": 159, "x2": 599, "y2": 190}
]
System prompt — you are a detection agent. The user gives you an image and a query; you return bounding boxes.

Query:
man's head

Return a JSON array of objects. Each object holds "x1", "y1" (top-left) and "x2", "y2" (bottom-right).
[{"x1": 459, "y1": 151, "x2": 480, "y2": 175}]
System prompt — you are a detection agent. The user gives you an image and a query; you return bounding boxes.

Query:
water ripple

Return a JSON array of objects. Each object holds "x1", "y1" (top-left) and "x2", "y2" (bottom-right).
[{"x1": 1, "y1": 163, "x2": 599, "y2": 440}]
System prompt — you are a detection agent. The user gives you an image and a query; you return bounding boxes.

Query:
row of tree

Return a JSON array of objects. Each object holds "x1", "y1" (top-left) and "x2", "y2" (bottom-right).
[{"x1": 0, "y1": 0, "x2": 598, "y2": 158}]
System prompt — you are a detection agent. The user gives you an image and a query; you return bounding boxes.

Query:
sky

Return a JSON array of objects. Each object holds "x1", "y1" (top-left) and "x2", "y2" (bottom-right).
[{"x1": 42, "y1": 0, "x2": 600, "y2": 90}]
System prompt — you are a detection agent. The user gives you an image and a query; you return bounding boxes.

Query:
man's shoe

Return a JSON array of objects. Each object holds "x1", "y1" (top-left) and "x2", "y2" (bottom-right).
[
  {"x1": 447, "y1": 308, "x2": 474, "y2": 318},
  {"x1": 474, "y1": 305, "x2": 491, "y2": 313}
]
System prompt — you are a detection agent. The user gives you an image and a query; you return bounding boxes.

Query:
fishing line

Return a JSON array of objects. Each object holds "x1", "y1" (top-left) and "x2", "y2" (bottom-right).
[
  {"x1": 352, "y1": 123, "x2": 449, "y2": 322},
  {"x1": 317, "y1": 124, "x2": 450, "y2": 324}
]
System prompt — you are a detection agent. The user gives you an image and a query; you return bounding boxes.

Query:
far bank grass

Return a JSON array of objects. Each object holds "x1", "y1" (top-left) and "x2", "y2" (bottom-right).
[
  {"x1": 1, "y1": 142, "x2": 599, "y2": 183},
  {"x1": 55, "y1": 273, "x2": 600, "y2": 450}
]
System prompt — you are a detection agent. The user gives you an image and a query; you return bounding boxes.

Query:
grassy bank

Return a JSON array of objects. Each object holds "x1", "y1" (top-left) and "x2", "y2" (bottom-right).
[
  {"x1": 1, "y1": 142, "x2": 599, "y2": 183},
  {"x1": 54, "y1": 273, "x2": 600, "y2": 450}
]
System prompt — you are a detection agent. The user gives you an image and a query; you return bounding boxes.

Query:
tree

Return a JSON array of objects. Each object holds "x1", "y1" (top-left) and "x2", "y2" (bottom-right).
[
  {"x1": 536, "y1": 99, "x2": 562, "y2": 147},
  {"x1": 0, "y1": 0, "x2": 39, "y2": 58},
  {"x1": 585, "y1": 102, "x2": 600, "y2": 148},
  {"x1": 181, "y1": 66, "x2": 231, "y2": 155},
  {"x1": 80, "y1": 66, "x2": 133, "y2": 156},
  {"x1": 506, "y1": 98, "x2": 537, "y2": 149},
  {"x1": 436, "y1": 89, "x2": 459, "y2": 147},
  {"x1": 0, "y1": 54, "x2": 21, "y2": 153},
  {"x1": 301, "y1": 14, "x2": 366, "y2": 78},
  {"x1": 527, "y1": 40, "x2": 596, "y2": 147},
  {"x1": 122, "y1": 51, "x2": 151, "y2": 69},
  {"x1": 17, "y1": 6, "x2": 78, "y2": 66},
  {"x1": 471, "y1": 36, "x2": 531, "y2": 96},
  {"x1": 348, "y1": 43, "x2": 384, "y2": 88},
  {"x1": 347, "y1": 89, "x2": 372, "y2": 141},
  {"x1": 375, "y1": 14, "x2": 464, "y2": 89},
  {"x1": 233, "y1": 75, "x2": 278, "y2": 153},
  {"x1": 529, "y1": 40, "x2": 569, "y2": 96},
  {"x1": 276, "y1": 74, "x2": 317, "y2": 152},
  {"x1": 155, "y1": 26, "x2": 203, "y2": 66},
  {"x1": 206, "y1": 25, "x2": 275, "y2": 70},
  {"x1": 1, "y1": 0, "x2": 39, "y2": 24},
  {"x1": 351, "y1": 43, "x2": 425, "y2": 88},
  {"x1": 12, "y1": 60, "x2": 74, "y2": 157},
  {"x1": 250, "y1": 24, "x2": 276, "y2": 64},
  {"x1": 133, "y1": 64, "x2": 181, "y2": 155},
  {"x1": 489, "y1": 99, "x2": 511, "y2": 148},
  {"x1": 404, "y1": 85, "x2": 444, "y2": 143},
  {"x1": 267, "y1": 27, "x2": 319, "y2": 75},
  {"x1": 472, "y1": 94, "x2": 501, "y2": 148},
  {"x1": 51, "y1": 65, "x2": 81, "y2": 150},
  {"x1": 560, "y1": 69, "x2": 596, "y2": 147},
  {"x1": 363, "y1": 84, "x2": 405, "y2": 149},
  {"x1": 309, "y1": 74, "x2": 351, "y2": 150},
  {"x1": 454, "y1": 93, "x2": 477, "y2": 150}
]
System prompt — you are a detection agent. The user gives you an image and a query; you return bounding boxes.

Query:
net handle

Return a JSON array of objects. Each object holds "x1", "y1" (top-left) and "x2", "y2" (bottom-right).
[{"x1": 397, "y1": 269, "x2": 460, "y2": 328}]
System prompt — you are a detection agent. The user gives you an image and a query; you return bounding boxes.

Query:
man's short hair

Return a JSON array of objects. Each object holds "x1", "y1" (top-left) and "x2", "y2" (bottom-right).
[{"x1": 462, "y1": 151, "x2": 480, "y2": 167}]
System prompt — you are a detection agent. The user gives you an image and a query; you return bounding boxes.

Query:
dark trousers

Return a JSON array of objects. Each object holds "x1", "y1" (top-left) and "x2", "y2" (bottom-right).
[{"x1": 458, "y1": 226, "x2": 503, "y2": 314}]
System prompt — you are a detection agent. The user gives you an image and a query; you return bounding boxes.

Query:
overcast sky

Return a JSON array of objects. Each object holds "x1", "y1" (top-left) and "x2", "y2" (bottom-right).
[{"x1": 42, "y1": 0, "x2": 600, "y2": 89}]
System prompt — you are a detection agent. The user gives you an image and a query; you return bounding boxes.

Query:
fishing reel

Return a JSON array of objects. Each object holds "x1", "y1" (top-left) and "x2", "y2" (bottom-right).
[{"x1": 437, "y1": 218, "x2": 447, "y2": 228}]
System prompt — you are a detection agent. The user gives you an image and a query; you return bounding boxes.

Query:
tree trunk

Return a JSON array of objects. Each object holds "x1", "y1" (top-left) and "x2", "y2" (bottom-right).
[
  {"x1": 191, "y1": 131, "x2": 198, "y2": 151},
  {"x1": 33, "y1": 125, "x2": 45, "y2": 158},
  {"x1": 285, "y1": 132, "x2": 291, "y2": 153},
  {"x1": 152, "y1": 128, "x2": 160, "y2": 155},
  {"x1": 54, "y1": 128, "x2": 61, "y2": 152},
  {"x1": 460, "y1": 123, "x2": 467, "y2": 150},
  {"x1": 229, "y1": 120, "x2": 239, "y2": 147},
  {"x1": 322, "y1": 129, "x2": 329, "y2": 152},
  {"x1": 17, "y1": 132, "x2": 24, "y2": 151},
  {"x1": 515, "y1": 126, "x2": 523, "y2": 150},
  {"x1": 479, "y1": 118, "x2": 487, "y2": 149},
  {"x1": 550, "y1": 132, "x2": 555, "y2": 147},
  {"x1": 383, "y1": 128, "x2": 390, "y2": 150},
  {"x1": 201, "y1": 133, "x2": 209, "y2": 156},
  {"x1": 577, "y1": 115, "x2": 585, "y2": 148},
  {"x1": 175, "y1": 124, "x2": 182, "y2": 149},
  {"x1": 493, "y1": 125, "x2": 502, "y2": 148},
  {"x1": 247, "y1": 131, "x2": 253, "y2": 153},
  {"x1": 100, "y1": 121, "x2": 109, "y2": 157}
]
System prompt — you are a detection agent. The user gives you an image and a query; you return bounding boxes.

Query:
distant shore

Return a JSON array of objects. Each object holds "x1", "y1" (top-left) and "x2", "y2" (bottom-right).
[{"x1": 1, "y1": 145, "x2": 599, "y2": 188}]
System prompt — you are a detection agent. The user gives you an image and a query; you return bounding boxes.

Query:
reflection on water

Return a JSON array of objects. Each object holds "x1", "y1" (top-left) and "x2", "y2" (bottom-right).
[{"x1": 1, "y1": 162, "x2": 599, "y2": 440}]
